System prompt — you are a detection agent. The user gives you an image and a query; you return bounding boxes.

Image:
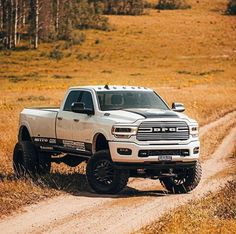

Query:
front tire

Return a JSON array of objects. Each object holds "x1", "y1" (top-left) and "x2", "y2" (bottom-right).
[
  {"x1": 160, "y1": 160, "x2": 202, "y2": 194},
  {"x1": 86, "y1": 150, "x2": 129, "y2": 194}
]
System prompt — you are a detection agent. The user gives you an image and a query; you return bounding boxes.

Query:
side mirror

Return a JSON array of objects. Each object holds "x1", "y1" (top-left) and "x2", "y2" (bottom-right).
[
  {"x1": 172, "y1": 102, "x2": 185, "y2": 112},
  {"x1": 71, "y1": 102, "x2": 94, "y2": 115}
]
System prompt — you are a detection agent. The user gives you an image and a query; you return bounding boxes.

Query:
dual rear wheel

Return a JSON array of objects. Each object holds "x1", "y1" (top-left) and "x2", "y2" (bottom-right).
[
  {"x1": 13, "y1": 143, "x2": 129, "y2": 194},
  {"x1": 13, "y1": 141, "x2": 51, "y2": 177}
]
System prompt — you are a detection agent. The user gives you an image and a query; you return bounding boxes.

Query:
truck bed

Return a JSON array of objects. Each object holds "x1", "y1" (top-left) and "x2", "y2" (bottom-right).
[
  {"x1": 20, "y1": 107, "x2": 60, "y2": 139},
  {"x1": 26, "y1": 106, "x2": 60, "y2": 111}
]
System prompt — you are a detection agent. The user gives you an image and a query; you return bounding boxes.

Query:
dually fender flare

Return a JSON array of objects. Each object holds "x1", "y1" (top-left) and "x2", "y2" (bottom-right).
[{"x1": 18, "y1": 121, "x2": 33, "y2": 141}]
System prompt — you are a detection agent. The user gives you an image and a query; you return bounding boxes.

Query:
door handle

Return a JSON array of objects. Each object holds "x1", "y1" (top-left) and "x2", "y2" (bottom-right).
[
  {"x1": 57, "y1": 117, "x2": 63, "y2": 120},
  {"x1": 73, "y1": 119, "x2": 79, "y2": 122}
]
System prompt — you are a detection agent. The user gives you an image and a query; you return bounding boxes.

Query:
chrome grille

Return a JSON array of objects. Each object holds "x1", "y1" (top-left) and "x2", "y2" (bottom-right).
[{"x1": 137, "y1": 121, "x2": 189, "y2": 141}]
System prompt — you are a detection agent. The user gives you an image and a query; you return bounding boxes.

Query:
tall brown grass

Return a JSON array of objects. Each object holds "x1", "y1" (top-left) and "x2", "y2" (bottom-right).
[{"x1": 138, "y1": 145, "x2": 236, "y2": 233}]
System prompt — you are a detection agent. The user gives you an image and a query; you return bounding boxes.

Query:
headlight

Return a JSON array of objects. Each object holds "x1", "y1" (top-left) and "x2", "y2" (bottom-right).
[
  {"x1": 190, "y1": 125, "x2": 199, "y2": 137},
  {"x1": 111, "y1": 125, "x2": 138, "y2": 138}
]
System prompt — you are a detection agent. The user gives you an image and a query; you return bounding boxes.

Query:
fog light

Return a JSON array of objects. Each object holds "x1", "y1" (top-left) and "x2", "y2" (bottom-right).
[
  {"x1": 138, "y1": 150, "x2": 149, "y2": 157},
  {"x1": 193, "y1": 147, "x2": 199, "y2": 154},
  {"x1": 181, "y1": 149, "x2": 190, "y2": 156},
  {"x1": 117, "y1": 148, "x2": 132, "y2": 155}
]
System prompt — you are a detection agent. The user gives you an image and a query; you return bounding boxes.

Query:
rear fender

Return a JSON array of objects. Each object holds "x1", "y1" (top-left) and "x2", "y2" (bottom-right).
[{"x1": 18, "y1": 121, "x2": 33, "y2": 141}]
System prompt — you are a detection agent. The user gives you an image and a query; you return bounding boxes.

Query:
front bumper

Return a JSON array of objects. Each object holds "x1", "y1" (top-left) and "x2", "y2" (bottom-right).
[
  {"x1": 109, "y1": 140, "x2": 200, "y2": 163},
  {"x1": 114, "y1": 161, "x2": 197, "y2": 170}
]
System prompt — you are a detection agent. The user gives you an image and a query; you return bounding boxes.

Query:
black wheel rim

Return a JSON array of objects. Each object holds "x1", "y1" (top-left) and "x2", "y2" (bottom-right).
[
  {"x1": 93, "y1": 159, "x2": 114, "y2": 186},
  {"x1": 172, "y1": 177, "x2": 186, "y2": 185},
  {"x1": 171, "y1": 170, "x2": 189, "y2": 185}
]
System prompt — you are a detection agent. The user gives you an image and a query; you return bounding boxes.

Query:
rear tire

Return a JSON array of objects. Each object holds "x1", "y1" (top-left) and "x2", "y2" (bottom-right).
[
  {"x1": 38, "y1": 152, "x2": 51, "y2": 174},
  {"x1": 160, "y1": 160, "x2": 202, "y2": 194},
  {"x1": 13, "y1": 141, "x2": 51, "y2": 177},
  {"x1": 86, "y1": 150, "x2": 129, "y2": 194},
  {"x1": 13, "y1": 141, "x2": 39, "y2": 177}
]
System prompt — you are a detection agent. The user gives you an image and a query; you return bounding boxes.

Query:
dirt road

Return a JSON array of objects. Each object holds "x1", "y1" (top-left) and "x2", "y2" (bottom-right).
[{"x1": 1, "y1": 111, "x2": 236, "y2": 234}]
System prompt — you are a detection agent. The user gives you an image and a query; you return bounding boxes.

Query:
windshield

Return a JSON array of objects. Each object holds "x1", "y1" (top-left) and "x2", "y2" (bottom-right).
[{"x1": 97, "y1": 91, "x2": 169, "y2": 111}]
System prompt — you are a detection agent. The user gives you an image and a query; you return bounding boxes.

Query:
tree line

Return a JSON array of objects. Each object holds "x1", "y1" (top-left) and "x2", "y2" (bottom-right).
[
  {"x1": 0, "y1": 0, "x2": 111, "y2": 50},
  {"x1": 0, "y1": 0, "x2": 234, "y2": 50},
  {"x1": 0, "y1": 0, "x2": 145, "y2": 50},
  {"x1": 1, "y1": 0, "x2": 48, "y2": 49}
]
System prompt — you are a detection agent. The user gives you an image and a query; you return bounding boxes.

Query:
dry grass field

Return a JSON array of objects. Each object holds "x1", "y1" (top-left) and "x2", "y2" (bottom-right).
[
  {"x1": 0, "y1": 0, "x2": 236, "y2": 221},
  {"x1": 140, "y1": 183, "x2": 236, "y2": 234},
  {"x1": 138, "y1": 146, "x2": 236, "y2": 234}
]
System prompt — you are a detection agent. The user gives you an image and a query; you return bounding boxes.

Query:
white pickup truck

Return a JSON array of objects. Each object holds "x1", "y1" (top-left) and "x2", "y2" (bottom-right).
[{"x1": 13, "y1": 85, "x2": 201, "y2": 194}]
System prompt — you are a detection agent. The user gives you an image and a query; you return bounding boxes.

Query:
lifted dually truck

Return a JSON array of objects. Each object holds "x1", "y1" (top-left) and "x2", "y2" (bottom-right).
[{"x1": 13, "y1": 85, "x2": 201, "y2": 194}]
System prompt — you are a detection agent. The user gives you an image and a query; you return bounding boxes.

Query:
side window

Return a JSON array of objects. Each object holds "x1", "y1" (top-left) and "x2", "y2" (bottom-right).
[
  {"x1": 80, "y1": 91, "x2": 94, "y2": 110},
  {"x1": 63, "y1": 91, "x2": 82, "y2": 111}
]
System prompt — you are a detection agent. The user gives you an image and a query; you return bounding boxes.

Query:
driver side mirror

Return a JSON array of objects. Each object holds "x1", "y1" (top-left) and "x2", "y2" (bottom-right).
[
  {"x1": 172, "y1": 102, "x2": 185, "y2": 112},
  {"x1": 71, "y1": 102, "x2": 94, "y2": 115}
]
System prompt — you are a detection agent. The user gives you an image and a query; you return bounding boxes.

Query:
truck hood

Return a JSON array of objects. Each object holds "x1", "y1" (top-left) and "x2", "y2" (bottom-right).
[{"x1": 105, "y1": 108, "x2": 193, "y2": 124}]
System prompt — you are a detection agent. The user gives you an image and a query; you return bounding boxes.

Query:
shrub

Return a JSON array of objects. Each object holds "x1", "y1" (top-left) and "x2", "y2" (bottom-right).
[
  {"x1": 77, "y1": 15, "x2": 110, "y2": 31},
  {"x1": 74, "y1": 2, "x2": 110, "y2": 30},
  {"x1": 227, "y1": 0, "x2": 236, "y2": 15},
  {"x1": 49, "y1": 49, "x2": 64, "y2": 61},
  {"x1": 76, "y1": 52, "x2": 99, "y2": 61},
  {"x1": 8, "y1": 76, "x2": 27, "y2": 83},
  {"x1": 61, "y1": 32, "x2": 86, "y2": 49},
  {"x1": 40, "y1": 51, "x2": 48, "y2": 57},
  {"x1": 156, "y1": 0, "x2": 191, "y2": 10},
  {"x1": 144, "y1": 1, "x2": 157, "y2": 9},
  {"x1": 24, "y1": 72, "x2": 40, "y2": 81},
  {"x1": 52, "y1": 75, "x2": 72, "y2": 79},
  {"x1": 28, "y1": 96, "x2": 47, "y2": 101},
  {"x1": 99, "y1": 0, "x2": 144, "y2": 15},
  {"x1": 95, "y1": 38, "x2": 101, "y2": 44}
]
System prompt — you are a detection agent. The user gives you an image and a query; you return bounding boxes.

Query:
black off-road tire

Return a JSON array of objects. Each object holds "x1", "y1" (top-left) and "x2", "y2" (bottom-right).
[
  {"x1": 160, "y1": 160, "x2": 202, "y2": 194},
  {"x1": 86, "y1": 150, "x2": 129, "y2": 194},
  {"x1": 13, "y1": 141, "x2": 39, "y2": 177},
  {"x1": 38, "y1": 152, "x2": 51, "y2": 174}
]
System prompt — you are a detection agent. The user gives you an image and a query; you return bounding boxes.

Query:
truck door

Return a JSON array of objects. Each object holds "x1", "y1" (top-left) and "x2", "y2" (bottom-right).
[
  {"x1": 71, "y1": 91, "x2": 97, "y2": 144},
  {"x1": 56, "y1": 90, "x2": 96, "y2": 154},
  {"x1": 56, "y1": 90, "x2": 83, "y2": 141}
]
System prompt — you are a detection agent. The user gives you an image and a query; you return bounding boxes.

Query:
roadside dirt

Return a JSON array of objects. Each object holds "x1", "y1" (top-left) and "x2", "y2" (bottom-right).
[{"x1": 0, "y1": 111, "x2": 236, "y2": 234}]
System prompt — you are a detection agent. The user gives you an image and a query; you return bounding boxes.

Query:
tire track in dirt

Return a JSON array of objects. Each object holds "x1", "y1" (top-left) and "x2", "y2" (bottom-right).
[
  {"x1": 0, "y1": 111, "x2": 236, "y2": 234},
  {"x1": 199, "y1": 110, "x2": 236, "y2": 137}
]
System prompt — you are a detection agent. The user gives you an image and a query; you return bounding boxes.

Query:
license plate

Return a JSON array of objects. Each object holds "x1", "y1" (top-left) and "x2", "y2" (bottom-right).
[{"x1": 158, "y1": 155, "x2": 172, "y2": 161}]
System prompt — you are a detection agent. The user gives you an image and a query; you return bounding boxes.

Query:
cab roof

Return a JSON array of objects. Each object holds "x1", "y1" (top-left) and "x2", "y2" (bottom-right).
[{"x1": 69, "y1": 85, "x2": 152, "y2": 92}]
